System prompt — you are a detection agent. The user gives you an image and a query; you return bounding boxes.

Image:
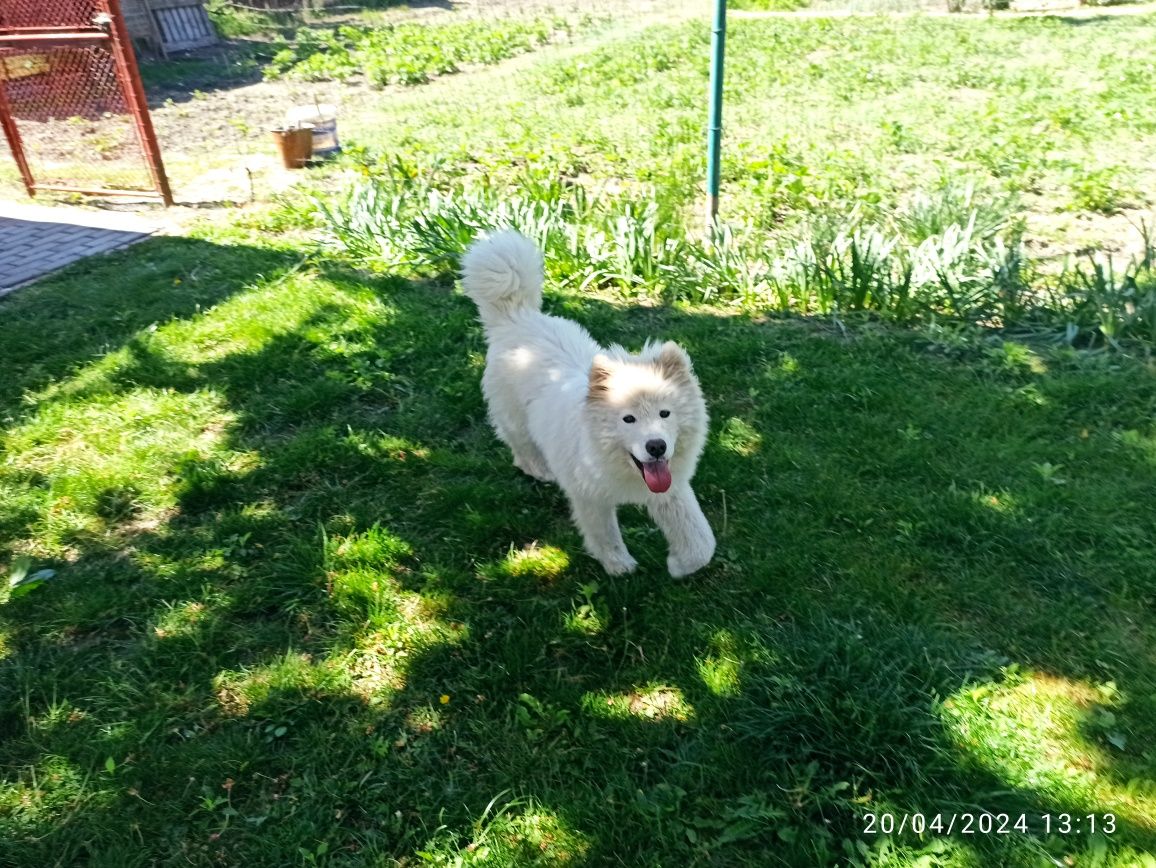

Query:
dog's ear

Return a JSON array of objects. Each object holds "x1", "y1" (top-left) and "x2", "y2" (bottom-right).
[
  {"x1": 656, "y1": 341, "x2": 693, "y2": 384},
  {"x1": 587, "y1": 354, "x2": 615, "y2": 403}
]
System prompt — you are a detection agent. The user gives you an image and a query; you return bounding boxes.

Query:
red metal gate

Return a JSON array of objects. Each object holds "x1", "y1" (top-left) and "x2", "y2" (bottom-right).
[{"x1": 0, "y1": 0, "x2": 173, "y2": 204}]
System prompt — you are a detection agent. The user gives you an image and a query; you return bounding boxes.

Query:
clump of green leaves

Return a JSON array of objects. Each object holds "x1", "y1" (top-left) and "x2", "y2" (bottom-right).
[
  {"x1": 266, "y1": 17, "x2": 576, "y2": 88},
  {"x1": 312, "y1": 173, "x2": 1156, "y2": 349},
  {"x1": 1068, "y1": 166, "x2": 1139, "y2": 215},
  {"x1": 730, "y1": 0, "x2": 810, "y2": 10},
  {"x1": 1058, "y1": 221, "x2": 1156, "y2": 348},
  {"x1": 204, "y1": 0, "x2": 286, "y2": 39}
]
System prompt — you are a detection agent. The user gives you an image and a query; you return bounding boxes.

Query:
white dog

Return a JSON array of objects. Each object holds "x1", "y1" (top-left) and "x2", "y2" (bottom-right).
[{"x1": 460, "y1": 231, "x2": 715, "y2": 578}]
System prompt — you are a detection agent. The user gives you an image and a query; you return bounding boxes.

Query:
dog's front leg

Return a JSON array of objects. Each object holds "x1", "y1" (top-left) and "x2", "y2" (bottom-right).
[
  {"x1": 569, "y1": 496, "x2": 638, "y2": 575},
  {"x1": 648, "y1": 485, "x2": 716, "y2": 578}
]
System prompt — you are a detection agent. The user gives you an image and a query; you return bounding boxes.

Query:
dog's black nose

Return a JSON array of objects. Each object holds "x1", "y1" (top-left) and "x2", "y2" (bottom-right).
[{"x1": 646, "y1": 439, "x2": 667, "y2": 458}]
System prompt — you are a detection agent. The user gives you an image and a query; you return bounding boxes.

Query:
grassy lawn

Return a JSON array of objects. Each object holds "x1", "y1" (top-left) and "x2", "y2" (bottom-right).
[
  {"x1": 3, "y1": 6, "x2": 1156, "y2": 867},
  {"x1": 340, "y1": 12, "x2": 1156, "y2": 251}
]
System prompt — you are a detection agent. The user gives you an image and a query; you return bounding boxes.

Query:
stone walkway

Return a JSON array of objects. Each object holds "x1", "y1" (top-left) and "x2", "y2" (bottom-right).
[{"x1": 0, "y1": 201, "x2": 161, "y2": 296}]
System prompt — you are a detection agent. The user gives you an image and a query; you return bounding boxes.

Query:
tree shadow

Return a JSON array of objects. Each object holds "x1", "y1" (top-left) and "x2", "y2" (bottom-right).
[
  {"x1": 1029, "y1": 10, "x2": 1147, "y2": 27},
  {"x1": 1, "y1": 252, "x2": 1155, "y2": 864},
  {"x1": 140, "y1": 42, "x2": 275, "y2": 108},
  {"x1": 0, "y1": 235, "x2": 303, "y2": 410},
  {"x1": 404, "y1": 0, "x2": 455, "y2": 10}
]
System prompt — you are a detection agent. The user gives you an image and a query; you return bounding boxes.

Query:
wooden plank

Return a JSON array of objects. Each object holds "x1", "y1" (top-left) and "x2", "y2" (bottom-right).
[{"x1": 153, "y1": 4, "x2": 216, "y2": 51}]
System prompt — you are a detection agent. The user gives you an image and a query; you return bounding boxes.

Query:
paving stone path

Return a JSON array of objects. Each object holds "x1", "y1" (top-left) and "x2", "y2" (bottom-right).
[{"x1": 0, "y1": 202, "x2": 160, "y2": 296}]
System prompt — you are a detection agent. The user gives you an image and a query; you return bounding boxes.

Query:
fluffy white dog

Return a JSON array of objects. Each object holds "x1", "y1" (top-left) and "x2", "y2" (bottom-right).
[{"x1": 460, "y1": 231, "x2": 715, "y2": 578}]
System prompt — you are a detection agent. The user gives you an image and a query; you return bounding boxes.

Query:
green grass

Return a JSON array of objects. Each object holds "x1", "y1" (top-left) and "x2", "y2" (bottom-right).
[
  {"x1": 310, "y1": 173, "x2": 1156, "y2": 347},
  {"x1": 264, "y1": 17, "x2": 589, "y2": 88},
  {"x1": 4, "y1": 8, "x2": 1156, "y2": 866},
  {"x1": 2, "y1": 216, "x2": 1156, "y2": 865},
  {"x1": 339, "y1": 13, "x2": 1156, "y2": 240},
  {"x1": 204, "y1": 0, "x2": 301, "y2": 40},
  {"x1": 140, "y1": 43, "x2": 269, "y2": 96},
  {"x1": 320, "y1": 11, "x2": 1156, "y2": 346},
  {"x1": 730, "y1": 0, "x2": 812, "y2": 11}
]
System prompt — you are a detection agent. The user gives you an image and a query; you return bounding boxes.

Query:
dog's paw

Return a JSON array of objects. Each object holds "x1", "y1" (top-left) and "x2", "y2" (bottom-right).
[
  {"x1": 598, "y1": 550, "x2": 638, "y2": 576},
  {"x1": 667, "y1": 552, "x2": 709, "y2": 578},
  {"x1": 667, "y1": 543, "x2": 715, "y2": 579}
]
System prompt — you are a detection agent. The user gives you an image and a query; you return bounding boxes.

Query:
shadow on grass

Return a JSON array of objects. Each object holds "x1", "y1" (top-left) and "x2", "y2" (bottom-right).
[
  {"x1": 1034, "y1": 10, "x2": 1151, "y2": 27},
  {"x1": 140, "y1": 42, "x2": 275, "y2": 107},
  {"x1": 1, "y1": 248, "x2": 1155, "y2": 864},
  {"x1": 0, "y1": 234, "x2": 304, "y2": 409}
]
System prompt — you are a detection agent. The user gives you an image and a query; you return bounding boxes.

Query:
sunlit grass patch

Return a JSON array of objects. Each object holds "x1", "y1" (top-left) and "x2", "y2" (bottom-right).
[
  {"x1": 0, "y1": 755, "x2": 104, "y2": 839},
  {"x1": 327, "y1": 522, "x2": 413, "y2": 571},
  {"x1": 152, "y1": 599, "x2": 214, "y2": 640},
  {"x1": 344, "y1": 595, "x2": 466, "y2": 698},
  {"x1": 323, "y1": 525, "x2": 466, "y2": 701},
  {"x1": 27, "y1": 345, "x2": 138, "y2": 406},
  {"x1": 1114, "y1": 427, "x2": 1156, "y2": 467},
  {"x1": 325, "y1": 529, "x2": 416, "y2": 619},
  {"x1": 418, "y1": 797, "x2": 591, "y2": 866},
  {"x1": 481, "y1": 543, "x2": 571, "y2": 584},
  {"x1": 265, "y1": 16, "x2": 589, "y2": 88},
  {"x1": 971, "y1": 488, "x2": 1020, "y2": 516},
  {"x1": 558, "y1": 580, "x2": 606, "y2": 637},
  {"x1": 21, "y1": 267, "x2": 353, "y2": 407},
  {"x1": 583, "y1": 685, "x2": 695, "y2": 723},
  {"x1": 504, "y1": 544, "x2": 571, "y2": 581},
  {"x1": 941, "y1": 669, "x2": 1156, "y2": 827},
  {"x1": 1068, "y1": 166, "x2": 1142, "y2": 216},
  {"x1": 344, "y1": 635, "x2": 409, "y2": 700},
  {"x1": 342, "y1": 431, "x2": 432, "y2": 463},
  {"x1": 213, "y1": 651, "x2": 351, "y2": 718},
  {"x1": 152, "y1": 270, "x2": 357, "y2": 367},
  {"x1": 2, "y1": 388, "x2": 244, "y2": 552},
  {"x1": 325, "y1": 526, "x2": 458, "y2": 629},
  {"x1": 986, "y1": 341, "x2": 1049, "y2": 377},
  {"x1": 762, "y1": 351, "x2": 802, "y2": 381},
  {"x1": 697, "y1": 629, "x2": 744, "y2": 697},
  {"x1": 718, "y1": 417, "x2": 763, "y2": 457}
]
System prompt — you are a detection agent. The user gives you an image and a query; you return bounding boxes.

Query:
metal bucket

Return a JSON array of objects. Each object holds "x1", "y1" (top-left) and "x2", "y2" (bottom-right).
[
  {"x1": 286, "y1": 104, "x2": 340, "y2": 157},
  {"x1": 270, "y1": 125, "x2": 314, "y2": 169}
]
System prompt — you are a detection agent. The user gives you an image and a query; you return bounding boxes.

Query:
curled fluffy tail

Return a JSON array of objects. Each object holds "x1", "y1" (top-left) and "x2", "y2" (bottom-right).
[{"x1": 459, "y1": 230, "x2": 544, "y2": 326}]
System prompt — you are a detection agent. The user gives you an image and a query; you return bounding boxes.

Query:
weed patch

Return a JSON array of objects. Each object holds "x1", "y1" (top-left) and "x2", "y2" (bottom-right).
[
  {"x1": 265, "y1": 17, "x2": 589, "y2": 88},
  {"x1": 314, "y1": 174, "x2": 1156, "y2": 348}
]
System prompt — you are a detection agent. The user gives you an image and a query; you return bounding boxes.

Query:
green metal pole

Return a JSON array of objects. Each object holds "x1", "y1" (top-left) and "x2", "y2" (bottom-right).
[{"x1": 705, "y1": 0, "x2": 727, "y2": 233}]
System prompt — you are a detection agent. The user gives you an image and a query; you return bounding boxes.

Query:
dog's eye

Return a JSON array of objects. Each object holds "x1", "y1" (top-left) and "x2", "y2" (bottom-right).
[
  {"x1": 659, "y1": 410, "x2": 671, "y2": 418},
  {"x1": 622, "y1": 415, "x2": 636, "y2": 424}
]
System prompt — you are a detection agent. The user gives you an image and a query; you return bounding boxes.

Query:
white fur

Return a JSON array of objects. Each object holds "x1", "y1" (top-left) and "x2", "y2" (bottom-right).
[{"x1": 460, "y1": 230, "x2": 716, "y2": 578}]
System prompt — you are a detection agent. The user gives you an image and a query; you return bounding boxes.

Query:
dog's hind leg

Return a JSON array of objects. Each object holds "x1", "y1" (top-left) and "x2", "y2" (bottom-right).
[
  {"x1": 648, "y1": 486, "x2": 716, "y2": 578},
  {"x1": 500, "y1": 428, "x2": 553, "y2": 482},
  {"x1": 569, "y1": 496, "x2": 637, "y2": 575},
  {"x1": 492, "y1": 425, "x2": 554, "y2": 482},
  {"x1": 510, "y1": 439, "x2": 554, "y2": 482},
  {"x1": 484, "y1": 384, "x2": 554, "y2": 482}
]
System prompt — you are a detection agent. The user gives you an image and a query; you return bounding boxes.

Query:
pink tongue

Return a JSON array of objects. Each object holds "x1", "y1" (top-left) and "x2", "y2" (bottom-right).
[{"x1": 642, "y1": 460, "x2": 672, "y2": 493}]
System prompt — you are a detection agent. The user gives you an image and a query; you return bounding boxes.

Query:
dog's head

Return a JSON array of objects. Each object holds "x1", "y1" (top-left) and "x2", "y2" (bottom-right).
[{"x1": 586, "y1": 341, "x2": 708, "y2": 494}]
